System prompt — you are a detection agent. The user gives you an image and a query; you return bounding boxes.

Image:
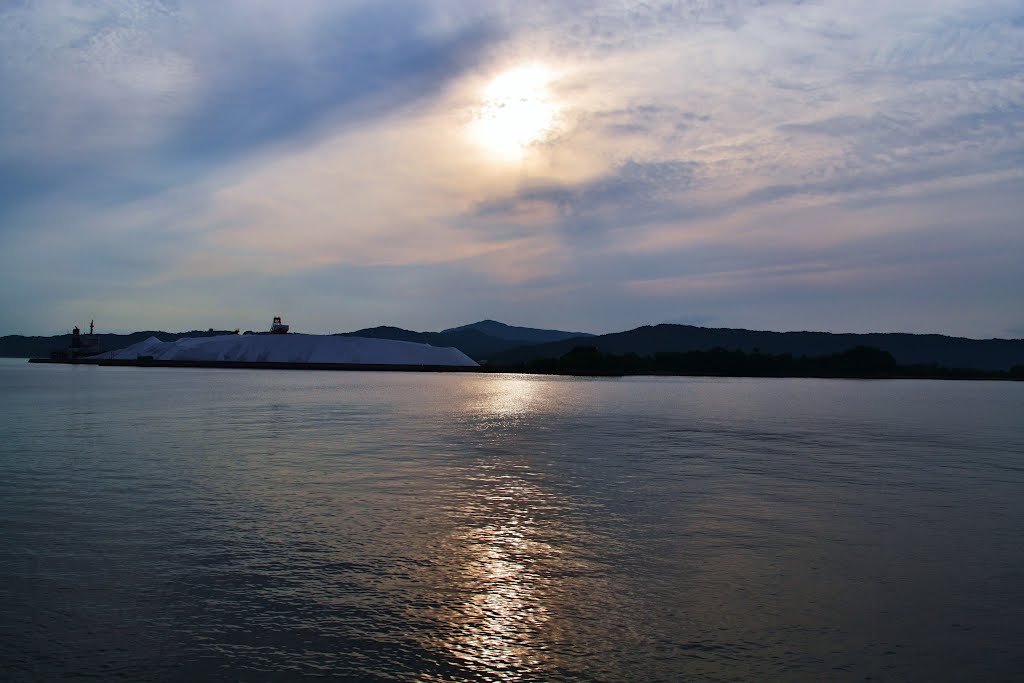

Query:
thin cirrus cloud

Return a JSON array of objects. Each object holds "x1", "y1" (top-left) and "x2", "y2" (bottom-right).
[{"x1": 0, "y1": 0, "x2": 1021, "y2": 337}]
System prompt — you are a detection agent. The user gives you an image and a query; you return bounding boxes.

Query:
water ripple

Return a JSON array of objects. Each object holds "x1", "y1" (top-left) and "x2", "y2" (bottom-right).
[{"x1": 1, "y1": 363, "x2": 1022, "y2": 681}]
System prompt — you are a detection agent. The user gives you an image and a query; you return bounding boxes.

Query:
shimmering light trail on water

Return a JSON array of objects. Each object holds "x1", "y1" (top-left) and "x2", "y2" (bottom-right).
[{"x1": 1, "y1": 359, "x2": 1022, "y2": 681}]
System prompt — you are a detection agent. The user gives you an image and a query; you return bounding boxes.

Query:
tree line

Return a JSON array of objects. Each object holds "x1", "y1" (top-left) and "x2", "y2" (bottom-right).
[{"x1": 488, "y1": 345, "x2": 1024, "y2": 379}]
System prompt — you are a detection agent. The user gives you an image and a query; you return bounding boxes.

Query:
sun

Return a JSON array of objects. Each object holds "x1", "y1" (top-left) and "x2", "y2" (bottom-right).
[{"x1": 470, "y1": 65, "x2": 560, "y2": 161}]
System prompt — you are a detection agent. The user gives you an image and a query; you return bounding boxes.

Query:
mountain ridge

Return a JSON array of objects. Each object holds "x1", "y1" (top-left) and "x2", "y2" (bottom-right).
[
  {"x1": 337, "y1": 326, "x2": 520, "y2": 360},
  {"x1": 440, "y1": 319, "x2": 593, "y2": 344},
  {"x1": 3, "y1": 322, "x2": 1022, "y2": 371},
  {"x1": 486, "y1": 323, "x2": 1024, "y2": 371}
]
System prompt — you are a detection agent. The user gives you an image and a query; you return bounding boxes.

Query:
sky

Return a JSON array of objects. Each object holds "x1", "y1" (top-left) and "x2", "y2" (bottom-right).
[{"x1": 1, "y1": 0, "x2": 1022, "y2": 338}]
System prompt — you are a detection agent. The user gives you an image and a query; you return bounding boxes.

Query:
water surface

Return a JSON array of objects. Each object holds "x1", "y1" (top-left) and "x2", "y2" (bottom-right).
[{"x1": 1, "y1": 359, "x2": 1022, "y2": 681}]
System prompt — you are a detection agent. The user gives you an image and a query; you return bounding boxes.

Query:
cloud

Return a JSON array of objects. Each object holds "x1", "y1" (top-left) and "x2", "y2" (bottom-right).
[
  {"x1": 473, "y1": 159, "x2": 700, "y2": 241},
  {"x1": 1, "y1": 0, "x2": 1022, "y2": 337},
  {"x1": 0, "y1": 1, "x2": 499, "y2": 217},
  {"x1": 161, "y1": 3, "x2": 500, "y2": 162}
]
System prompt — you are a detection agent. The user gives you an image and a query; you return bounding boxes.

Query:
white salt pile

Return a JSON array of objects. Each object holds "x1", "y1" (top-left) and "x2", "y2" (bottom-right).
[{"x1": 96, "y1": 334, "x2": 478, "y2": 366}]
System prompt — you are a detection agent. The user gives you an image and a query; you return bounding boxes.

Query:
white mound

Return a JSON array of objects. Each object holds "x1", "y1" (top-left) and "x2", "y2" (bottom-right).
[{"x1": 96, "y1": 334, "x2": 478, "y2": 366}]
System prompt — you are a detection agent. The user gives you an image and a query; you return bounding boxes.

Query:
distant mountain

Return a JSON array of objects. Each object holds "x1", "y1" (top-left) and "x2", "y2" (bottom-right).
[
  {"x1": 0, "y1": 330, "x2": 238, "y2": 359},
  {"x1": 343, "y1": 326, "x2": 429, "y2": 344},
  {"x1": 337, "y1": 321, "x2": 595, "y2": 361},
  {"x1": 338, "y1": 326, "x2": 527, "y2": 361},
  {"x1": 441, "y1": 320, "x2": 593, "y2": 345},
  {"x1": 487, "y1": 324, "x2": 1024, "y2": 371}
]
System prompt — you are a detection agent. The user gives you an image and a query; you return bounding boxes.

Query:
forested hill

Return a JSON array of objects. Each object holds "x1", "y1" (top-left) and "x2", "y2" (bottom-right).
[
  {"x1": 337, "y1": 321, "x2": 593, "y2": 360},
  {"x1": 441, "y1": 320, "x2": 593, "y2": 344},
  {"x1": 336, "y1": 326, "x2": 522, "y2": 360},
  {"x1": 487, "y1": 324, "x2": 1024, "y2": 371}
]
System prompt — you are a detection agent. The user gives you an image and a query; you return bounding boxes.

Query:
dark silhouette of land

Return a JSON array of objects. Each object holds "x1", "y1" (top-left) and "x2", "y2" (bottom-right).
[
  {"x1": 335, "y1": 321, "x2": 1023, "y2": 372},
  {"x1": 335, "y1": 326, "x2": 522, "y2": 360},
  {"x1": 440, "y1": 319, "x2": 594, "y2": 344},
  {"x1": 491, "y1": 344, "x2": 1024, "y2": 380},
  {"x1": 484, "y1": 324, "x2": 1024, "y2": 372},
  {"x1": 27, "y1": 357, "x2": 479, "y2": 373},
  {"x1": 337, "y1": 320, "x2": 592, "y2": 359},
  {"x1": 5, "y1": 320, "x2": 1023, "y2": 378}
]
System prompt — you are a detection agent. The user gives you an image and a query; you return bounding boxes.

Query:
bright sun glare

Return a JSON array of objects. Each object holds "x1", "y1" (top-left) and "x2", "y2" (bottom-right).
[{"x1": 470, "y1": 65, "x2": 560, "y2": 161}]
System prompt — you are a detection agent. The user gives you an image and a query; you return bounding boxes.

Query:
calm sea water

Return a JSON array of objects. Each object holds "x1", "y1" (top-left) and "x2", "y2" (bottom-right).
[{"x1": 1, "y1": 358, "x2": 1022, "y2": 681}]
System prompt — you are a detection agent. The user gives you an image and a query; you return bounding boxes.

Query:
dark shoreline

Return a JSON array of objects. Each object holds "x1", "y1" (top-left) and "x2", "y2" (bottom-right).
[
  {"x1": 26, "y1": 357, "x2": 1022, "y2": 380},
  {"x1": 27, "y1": 358, "x2": 481, "y2": 373}
]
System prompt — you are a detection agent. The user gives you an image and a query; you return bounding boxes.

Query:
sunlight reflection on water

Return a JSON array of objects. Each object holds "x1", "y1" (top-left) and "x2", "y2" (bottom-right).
[
  {"x1": 444, "y1": 505, "x2": 549, "y2": 678},
  {"x1": 429, "y1": 376, "x2": 567, "y2": 680}
]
